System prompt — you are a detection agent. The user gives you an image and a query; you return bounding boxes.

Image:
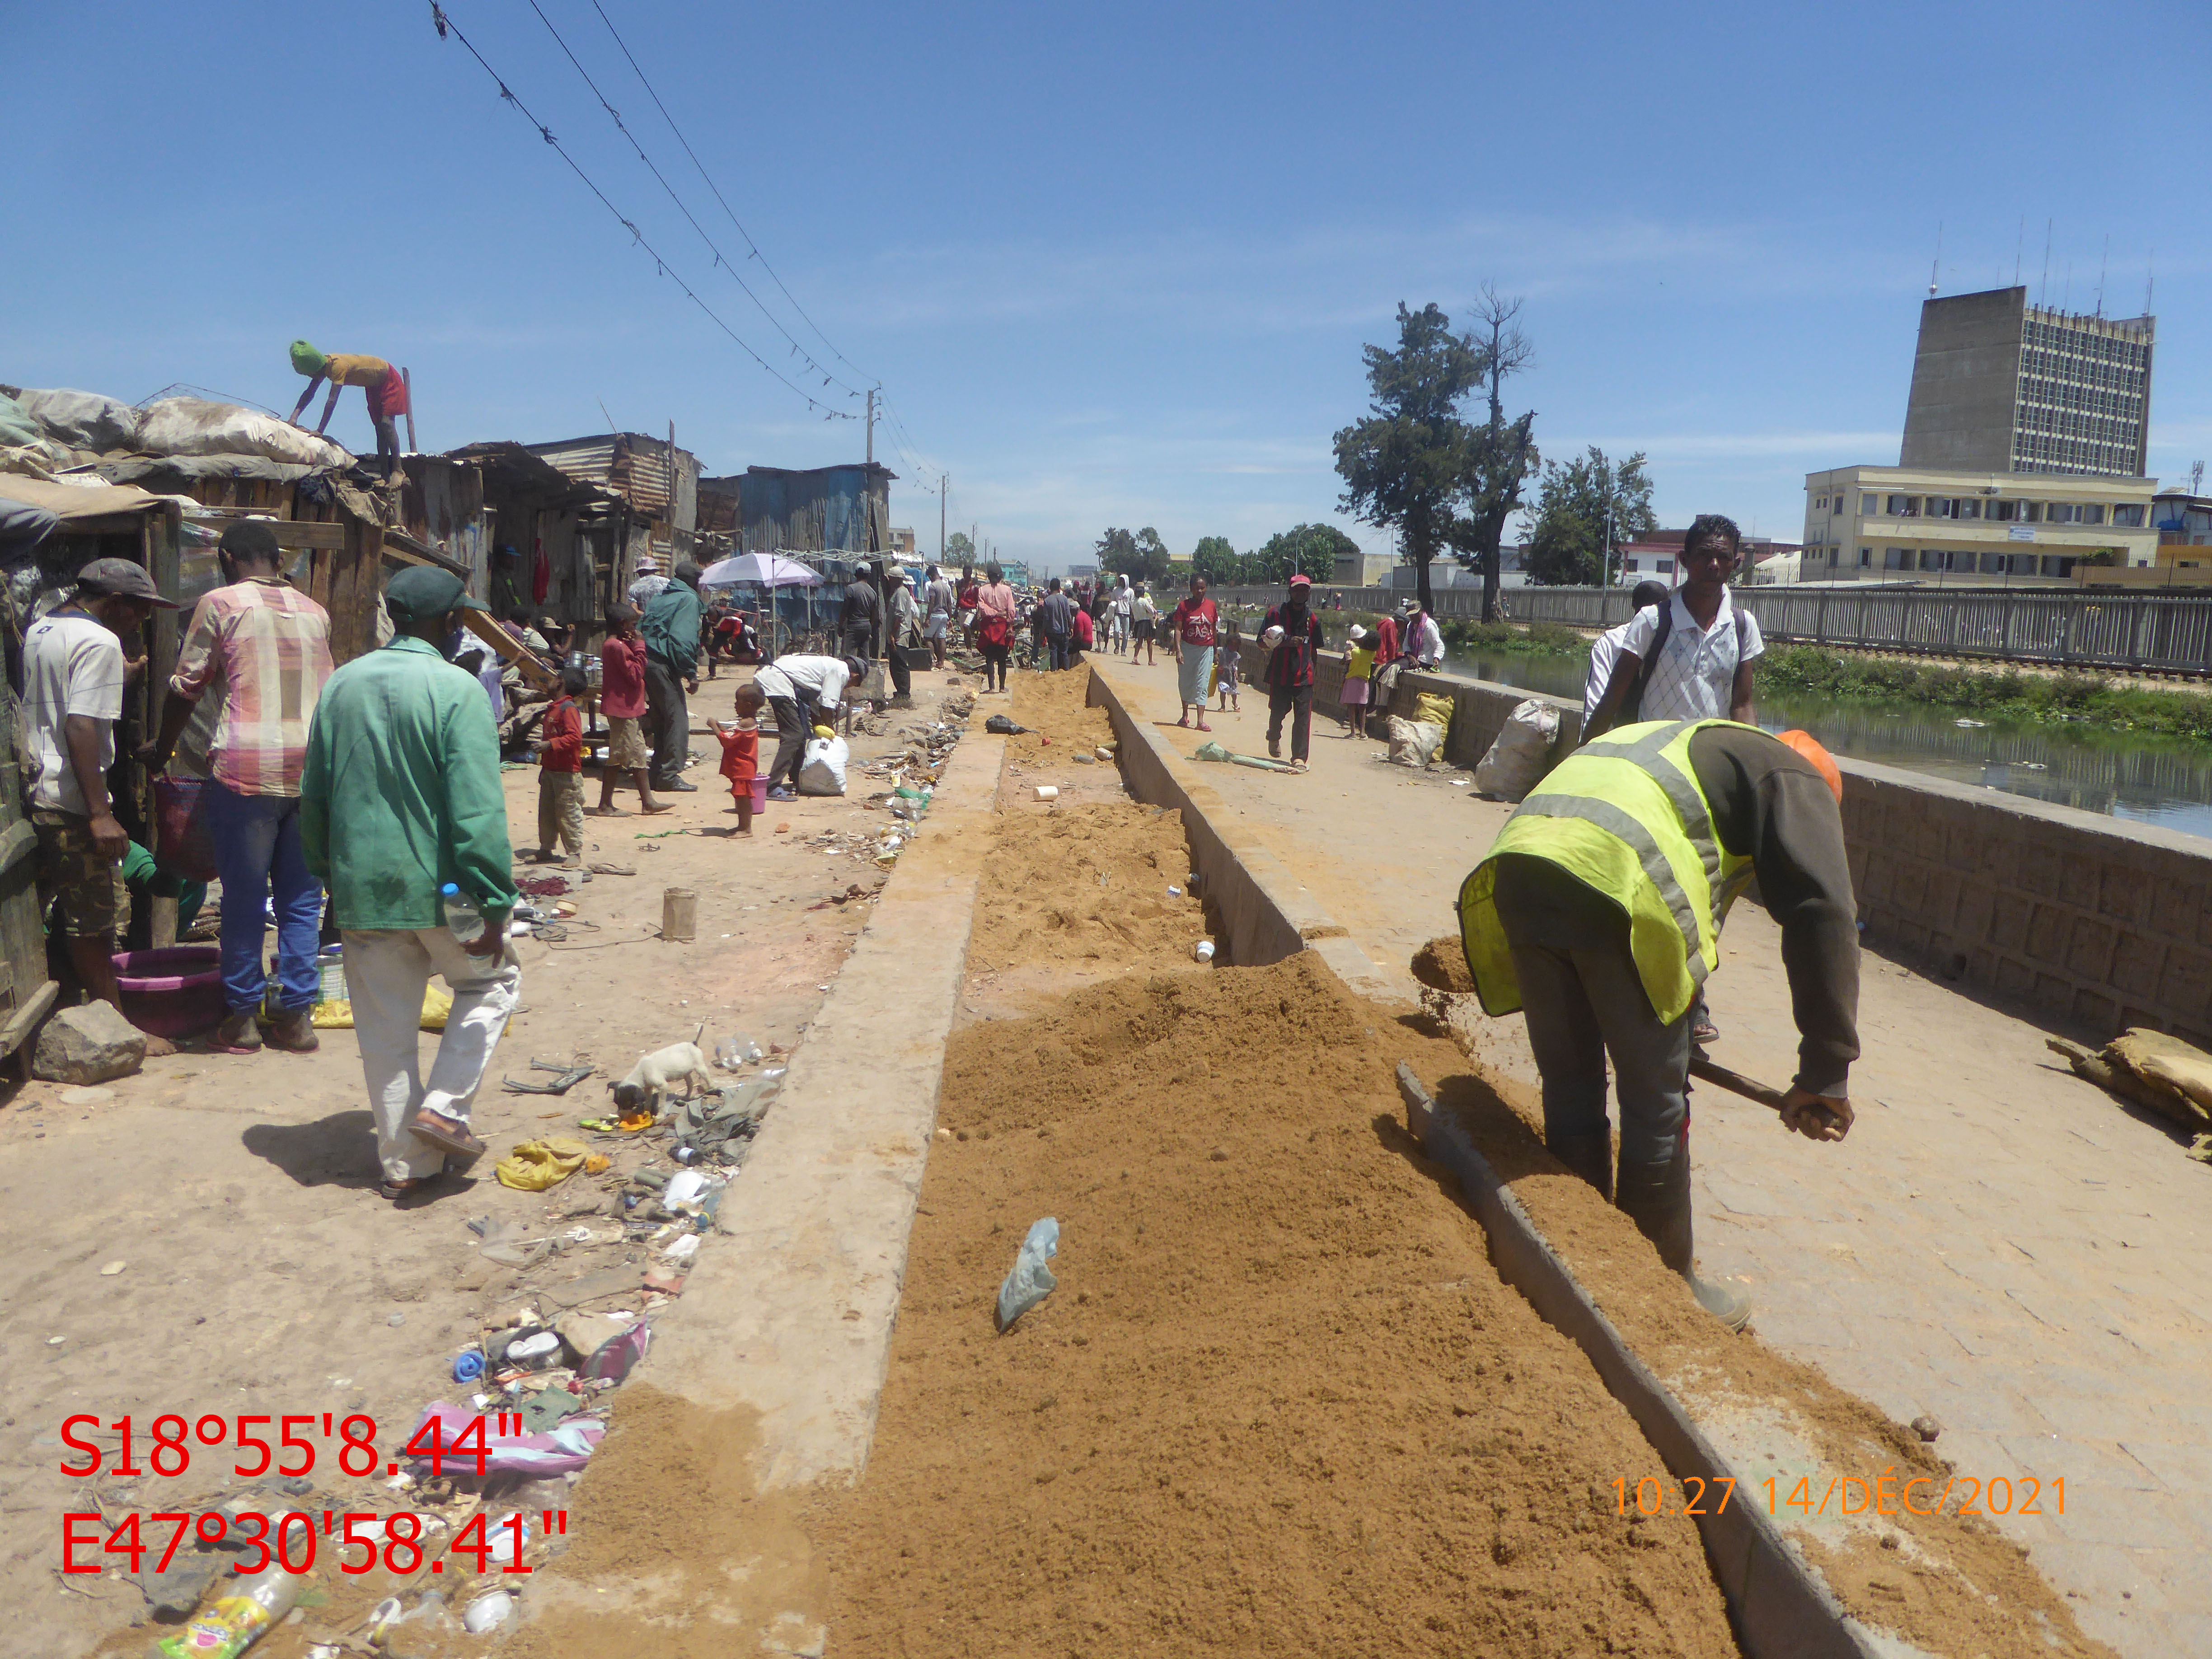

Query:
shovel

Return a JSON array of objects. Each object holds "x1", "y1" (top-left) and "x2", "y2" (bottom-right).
[{"x1": 1689, "y1": 1055, "x2": 1848, "y2": 1136}]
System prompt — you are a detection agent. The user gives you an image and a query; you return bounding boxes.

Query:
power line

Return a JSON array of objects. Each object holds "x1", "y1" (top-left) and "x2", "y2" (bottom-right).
[
  {"x1": 586, "y1": 0, "x2": 877, "y2": 388},
  {"x1": 521, "y1": 0, "x2": 862, "y2": 401},
  {"x1": 426, "y1": 2, "x2": 853, "y2": 420}
]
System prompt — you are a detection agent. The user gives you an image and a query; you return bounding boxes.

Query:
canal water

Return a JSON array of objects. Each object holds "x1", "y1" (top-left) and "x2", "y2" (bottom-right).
[{"x1": 1441, "y1": 648, "x2": 2212, "y2": 844}]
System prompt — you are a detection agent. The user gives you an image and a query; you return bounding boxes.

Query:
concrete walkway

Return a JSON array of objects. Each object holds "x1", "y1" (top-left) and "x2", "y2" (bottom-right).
[{"x1": 1090, "y1": 652, "x2": 2212, "y2": 1659}]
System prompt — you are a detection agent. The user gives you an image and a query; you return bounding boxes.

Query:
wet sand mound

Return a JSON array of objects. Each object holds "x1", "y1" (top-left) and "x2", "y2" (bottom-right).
[
  {"x1": 1411, "y1": 933, "x2": 1476, "y2": 994},
  {"x1": 825, "y1": 955, "x2": 1742, "y2": 1658}
]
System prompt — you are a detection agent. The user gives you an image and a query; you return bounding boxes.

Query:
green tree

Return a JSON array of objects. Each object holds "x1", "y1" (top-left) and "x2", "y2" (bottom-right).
[
  {"x1": 1096, "y1": 527, "x2": 1139, "y2": 580},
  {"x1": 1449, "y1": 286, "x2": 1540, "y2": 620},
  {"x1": 1191, "y1": 535, "x2": 1241, "y2": 584},
  {"x1": 1253, "y1": 523, "x2": 1356, "y2": 584},
  {"x1": 1334, "y1": 302, "x2": 1485, "y2": 613},
  {"x1": 944, "y1": 530, "x2": 975, "y2": 566},
  {"x1": 1134, "y1": 528, "x2": 1173, "y2": 585},
  {"x1": 1523, "y1": 448, "x2": 1658, "y2": 586}
]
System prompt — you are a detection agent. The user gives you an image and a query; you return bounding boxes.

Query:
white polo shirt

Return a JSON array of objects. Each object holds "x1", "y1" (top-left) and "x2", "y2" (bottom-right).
[{"x1": 1615, "y1": 587, "x2": 1763, "y2": 722}]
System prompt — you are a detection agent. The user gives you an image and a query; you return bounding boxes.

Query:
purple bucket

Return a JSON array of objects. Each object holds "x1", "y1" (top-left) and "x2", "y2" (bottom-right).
[{"x1": 112, "y1": 946, "x2": 227, "y2": 1038}]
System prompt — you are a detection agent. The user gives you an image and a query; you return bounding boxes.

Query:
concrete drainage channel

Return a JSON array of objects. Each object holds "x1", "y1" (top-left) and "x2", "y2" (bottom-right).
[{"x1": 1085, "y1": 672, "x2": 1891, "y2": 1659}]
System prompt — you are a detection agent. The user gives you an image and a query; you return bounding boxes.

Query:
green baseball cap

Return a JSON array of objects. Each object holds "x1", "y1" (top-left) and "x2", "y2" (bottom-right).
[{"x1": 384, "y1": 565, "x2": 489, "y2": 624}]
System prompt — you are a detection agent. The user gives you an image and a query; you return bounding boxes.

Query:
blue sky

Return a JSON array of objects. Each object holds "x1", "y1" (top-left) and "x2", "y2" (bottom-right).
[{"x1": 4, "y1": 0, "x2": 2205, "y2": 573}]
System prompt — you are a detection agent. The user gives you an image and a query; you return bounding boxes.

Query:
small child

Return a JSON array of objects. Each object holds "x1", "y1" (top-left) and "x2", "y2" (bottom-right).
[
  {"x1": 1216, "y1": 616, "x2": 1242, "y2": 713},
  {"x1": 1341, "y1": 623, "x2": 1374, "y2": 735},
  {"x1": 709, "y1": 683, "x2": 764, "y2": 835},
  {"x1": 536, "y1": 664, "x2": 590, "y2": 865}
]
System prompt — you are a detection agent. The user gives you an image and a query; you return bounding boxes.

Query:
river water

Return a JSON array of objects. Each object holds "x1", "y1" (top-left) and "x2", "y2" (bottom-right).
[{"x1": 1441, "y1": 648, "x2": 2212, "y2": 843}]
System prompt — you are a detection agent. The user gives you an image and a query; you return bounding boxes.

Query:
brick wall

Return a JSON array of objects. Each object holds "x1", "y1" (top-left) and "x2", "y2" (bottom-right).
[{"x1": 1227, "y1": 637, "x2": 2212, "y2": 1044}]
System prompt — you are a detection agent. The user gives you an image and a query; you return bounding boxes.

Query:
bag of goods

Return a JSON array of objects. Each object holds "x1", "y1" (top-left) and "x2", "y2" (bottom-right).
[{"x1": 1472, "y1": 697, "x2": 1560, "y2": 801}]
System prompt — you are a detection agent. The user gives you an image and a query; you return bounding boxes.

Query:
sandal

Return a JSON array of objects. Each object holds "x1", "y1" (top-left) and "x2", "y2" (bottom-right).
[
  {"x1": 406, "y1": 1110, "x2": 488, "y2": 1167},
  {"x1": 1692, "y1": 1012, "x2": 1720, "y2": 1045},
  {"x1": 1196, "y1": 722, "x2": 1212, "y2": 731},
  {"x1": 378, "y1": 1176, "x2": 434, "y2": 1201}
]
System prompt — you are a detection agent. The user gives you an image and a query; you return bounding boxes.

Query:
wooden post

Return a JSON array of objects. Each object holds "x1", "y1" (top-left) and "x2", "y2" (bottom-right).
[{"x1": 403, "y1": 368, "x2": 417, "y2": 455}]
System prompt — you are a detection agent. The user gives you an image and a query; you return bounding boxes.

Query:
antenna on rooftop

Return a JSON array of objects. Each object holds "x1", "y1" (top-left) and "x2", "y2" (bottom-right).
[
  {"x1": 2014, "y1": 216, "x2": 2024, "y2": 288},
  {"x1": 1929, "y1": 221, "x2": 1942, "y2": 296},
  {"x1": 2039, "y1": 220, "x2": 2052, "y2": 310},
  {"x1": 2146, "y1": 251, "x2": 2154, "y2": 319},
  {"x1": 2095, "y1": 235, "x2": 2109, "y2": 318}
]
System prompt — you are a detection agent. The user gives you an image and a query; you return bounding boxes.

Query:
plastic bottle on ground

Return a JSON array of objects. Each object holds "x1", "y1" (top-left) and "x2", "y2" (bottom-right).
[
  {"x1": 441, "y1": 883, "x2": 484, "y2": 944},
  {"x1": 156, "y1": 1563, "x2": 301, "y2": 1658}
]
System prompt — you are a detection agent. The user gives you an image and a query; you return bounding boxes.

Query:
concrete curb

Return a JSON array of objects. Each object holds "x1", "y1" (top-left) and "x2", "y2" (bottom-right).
[
  {"x1": 1084, "y1": 670, "x2": 1397, "y2": 999},
  {"x1": 647, "y1": 730, "x2": 1008, "y2": 1490},
  {"x1": 1083, "y1": 666, "x2": 1875, "y2": 1659},
  {"x1": 1396, "y1": 1065, "x2": 1889, "y2": 1659}
]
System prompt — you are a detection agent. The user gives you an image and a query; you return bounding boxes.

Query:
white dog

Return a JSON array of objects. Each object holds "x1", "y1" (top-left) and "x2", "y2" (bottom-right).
[{"x1": 609, "y1": 1023, "x2": 714, "y2": 1116}]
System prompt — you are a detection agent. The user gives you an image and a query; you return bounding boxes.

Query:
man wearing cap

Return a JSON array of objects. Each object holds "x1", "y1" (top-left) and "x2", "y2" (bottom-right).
[
  {"x1": 300, "y1": 567, "x2": 521, "y2": 1201},
  {"x1": 1400, "y1": 598, "x2": 1443, "y2": 670},
  {"x1": 884, "y1": 567, "x2": 918, "y2": 704},
  {"x1": 142, "y1": 522, "x2": 334, "y2": 1055},
  {"x1": 1260, "y1": 573, "x2": 1326, "y2": 769},
  {"x1": 23, "y1": 558, "x2": 182, "y2": 1057},
  {"x1": 640, "y1": 562, "x2": 705, "y2": 793},
  {"x1": 286, "y1": 341, "x2": 408, "y2": 476},
  {"x1": 1457, "y1": 721, "x2": 1860, "y2": 1331}
]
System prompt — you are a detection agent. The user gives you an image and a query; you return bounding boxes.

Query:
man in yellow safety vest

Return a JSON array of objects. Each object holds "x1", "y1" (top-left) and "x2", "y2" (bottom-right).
[{"x1": 1459, "y1": 719, "x2": 1858, "y2": 1330}]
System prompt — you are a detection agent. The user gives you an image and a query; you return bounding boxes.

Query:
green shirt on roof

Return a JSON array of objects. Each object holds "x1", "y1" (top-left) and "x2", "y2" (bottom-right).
[{"x1": 300, "y1": 635, "x2": 519, "y2": 930}]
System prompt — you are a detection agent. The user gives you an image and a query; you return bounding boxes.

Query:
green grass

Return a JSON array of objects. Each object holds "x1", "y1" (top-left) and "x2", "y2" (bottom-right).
[
  {"x1": 1439, "y1": 619, "x2": 1591, "y2": 657},
  {"x1": 1758, "y1": 644, "x2": 2212, "y2": 742}
]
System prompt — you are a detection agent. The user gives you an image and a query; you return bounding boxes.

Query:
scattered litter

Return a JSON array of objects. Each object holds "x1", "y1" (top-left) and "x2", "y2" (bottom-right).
[
  {"x1": 1035, "y1": 785, "x2": 1059, "y2": 801},
  {"x1": 1955, "y1": 717, "x2": 1987, "y2": 728},
  {"x1": 453, "y1": 1349, "x2": 486, "y2": 1383},
  {"x1": 502, "y1": 1059, "x2": 595, "y2": 1096},
  {"x1": 984, "y1": 714, "x2": 1031, "y2": 735},
  {"x1": 155, "y1": 1561, "x2": 300, "y2": 1659},
  {"x1": 403, "y1": 1402, "x2": 603, "y2": 1474},
  {"x1": 1194, "y1": 941, "x2": 1216, "y2": 963},
  {"x1": 1166, "y1": 885, "x2": 1181, "y2": 897},
  {"x1": 664, "y1": 1233, "x2": 702, "y2": 1264},
  {"x1": 995, "y1": 1217, "x2": 1060, "y2": 1332},
  {"x1": 99, "y1": 1260, "x2": 126, "y2": 1276},
  {"x1": 464, "y1": 1591, "x2": 515, "y2": 1635}
]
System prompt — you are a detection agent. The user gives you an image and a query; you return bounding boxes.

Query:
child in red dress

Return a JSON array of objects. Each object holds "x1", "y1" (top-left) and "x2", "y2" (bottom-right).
[{"x1": 710, "y1": 683, "x2": 764, "y2": 834}]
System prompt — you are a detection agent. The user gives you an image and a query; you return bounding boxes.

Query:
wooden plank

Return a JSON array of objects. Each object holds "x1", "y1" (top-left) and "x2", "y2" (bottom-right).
[
  {"x1": 463, "y1": 610, "x2": 558, "y2": 691},
  {"x1": 0, "y1": 820, "x2": 35, "y2": 879},
  {"x1": 0, "y1": 979, "x2": 60, "y2": 1059}
]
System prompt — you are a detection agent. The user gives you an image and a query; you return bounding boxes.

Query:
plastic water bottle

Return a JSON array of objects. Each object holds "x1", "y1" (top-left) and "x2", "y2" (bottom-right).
[{"x1": 442, "y1": 883, "x2": 484, "y2": 944}]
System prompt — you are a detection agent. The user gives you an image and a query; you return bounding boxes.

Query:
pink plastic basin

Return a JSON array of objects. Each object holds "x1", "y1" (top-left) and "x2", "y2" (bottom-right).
[
  {"x1": 748, "y1": 776, "x2": 768, "y2": 814},
  {"x1": 112, "y1": 945, "x2": 227, "y2": 1038}
]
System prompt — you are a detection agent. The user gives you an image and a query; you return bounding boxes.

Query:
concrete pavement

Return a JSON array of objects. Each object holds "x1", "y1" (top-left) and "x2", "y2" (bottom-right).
[{"x1": 1088, "y1": 650, "x2": 2212, "y2": 1659}]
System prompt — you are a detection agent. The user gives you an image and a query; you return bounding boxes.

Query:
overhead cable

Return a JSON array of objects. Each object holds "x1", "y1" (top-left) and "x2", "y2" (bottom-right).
[{"x1": 426, "y1": 1, "x2": 853, "y2": 420}]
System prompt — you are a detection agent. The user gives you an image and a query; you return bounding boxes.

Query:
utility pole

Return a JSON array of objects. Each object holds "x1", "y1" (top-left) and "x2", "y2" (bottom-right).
[
  {"x1": 865, "y1": 388, "x2": 876, "y2": 465},
  {"x1": 940, "y1": 473, "x2": 948, "y2": 562}
]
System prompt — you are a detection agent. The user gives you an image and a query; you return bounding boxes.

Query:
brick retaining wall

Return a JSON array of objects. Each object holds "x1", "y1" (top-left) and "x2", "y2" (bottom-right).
[{"x1": 1222, "y1": 636, "x2": 2212, "y2": 1044}]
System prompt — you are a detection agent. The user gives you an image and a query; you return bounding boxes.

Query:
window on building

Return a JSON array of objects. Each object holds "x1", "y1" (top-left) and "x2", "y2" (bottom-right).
[
  {"x1": 1858, "y1": 547, "x2": 1871, "y2": 567},
  {"x1": 1657, "y1": 559, "x2": 1674, "y2": 574},
  {"x1": 1981, "y1": 551, "x2": 2008, "y2": 574},
  {"x1": 2045, "y1": 502, "x2": 2078, "y2": 525},
  {"x1": 2020, "y1": 502, "x2": 2042, "y2": 522},
  {"x1": 1882, "y1": 548, "x2": 1907, "y2": 569},
  {"x1": 1918, "y1": 549, "x2": 1943, "y2": 572},
  {"x1": 2081, "y1": 504, "x2": 2106, "y2": 525},
  {"x1": 1861, "y1": 493, "x2": 1879, "y2": 515},
  {"x1": 1988, "y1": 500, "x2": 2018, "y2": 521},
  {"x1": 2113, "y1": 504, "x2": 2146, "y2": 527},
  {"x1": 1930, "y1": 498, "x2": 1954, "y2": 518},
  {"x1": 1622, "y1": 558, "x2": 1638, "y2": 572},
  {"x1": 1958, "y1": 499, "x2": 1981, "y2": 519}
]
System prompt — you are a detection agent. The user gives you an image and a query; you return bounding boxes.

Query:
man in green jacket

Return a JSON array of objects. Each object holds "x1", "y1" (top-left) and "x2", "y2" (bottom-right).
[
  {"x1": 301, "y1": 567, "x2": 521, "y2": 1201},
  {"x1": 641, "y1": 561, "x2": 704, "y2": 792}
]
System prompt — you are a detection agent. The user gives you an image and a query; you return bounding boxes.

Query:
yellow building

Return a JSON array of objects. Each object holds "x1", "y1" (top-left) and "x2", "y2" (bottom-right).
[{"x1": 1798, "y1": 464, "x2": 2157, "y2": 582}]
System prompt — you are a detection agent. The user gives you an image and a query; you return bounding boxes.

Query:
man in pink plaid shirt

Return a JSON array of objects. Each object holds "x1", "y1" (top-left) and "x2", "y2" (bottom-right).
[{"x1": 145, "y1": 521, "x2": 334, "y2": 1054}]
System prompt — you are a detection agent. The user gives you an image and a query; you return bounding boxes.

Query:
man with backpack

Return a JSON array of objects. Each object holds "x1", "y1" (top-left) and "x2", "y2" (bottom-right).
[
  {"x1": 1585, "y1": 514, "x2": 1762, "y2": 738},
  {"x1": 1584, "y1": 514, "x2": 1765, "y2": 1050}
]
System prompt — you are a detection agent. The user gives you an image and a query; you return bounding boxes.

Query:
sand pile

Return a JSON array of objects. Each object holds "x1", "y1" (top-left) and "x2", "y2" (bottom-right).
[
  {"x1": 1411, "y1": 932, "x2": 1476, "y2": 994},
  {"x1": 1004, "y1": 663, "x2": 1117, "y2": 761},
  {"x1": 968, "y1": 803, "x2": 1204, "y2": 974},
  {"x1": 824, "y1": 954, "x2": 1741, "y2": 1658}
]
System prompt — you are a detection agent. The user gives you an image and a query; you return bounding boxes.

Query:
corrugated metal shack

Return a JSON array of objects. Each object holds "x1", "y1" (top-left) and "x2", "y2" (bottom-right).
[
  {"x1": 526, "y1": 431, "x2": 702, "y2": 585},
  {"x1": 401, "y1": 445, "x2": 625, "y2": 628},
  {"x1": 702, "y1": 462, "x2": 896, "y2": 555}
]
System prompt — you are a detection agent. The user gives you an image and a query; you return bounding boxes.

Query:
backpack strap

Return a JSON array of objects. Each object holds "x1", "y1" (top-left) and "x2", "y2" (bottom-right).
[{"x1": 1625, "y1": 602, "x2": 1673, "y2": 723}]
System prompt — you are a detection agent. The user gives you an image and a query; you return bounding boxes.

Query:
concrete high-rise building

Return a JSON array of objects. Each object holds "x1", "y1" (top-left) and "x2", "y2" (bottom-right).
[{"x1": 1900, "y1": 286, "x2": 2153, "y2": 478}]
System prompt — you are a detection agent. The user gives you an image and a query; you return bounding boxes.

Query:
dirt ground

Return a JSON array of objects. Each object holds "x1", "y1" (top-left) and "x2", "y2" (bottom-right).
[{"x1": 0, "y1": 668, "x2": 972, "y2": 1659}]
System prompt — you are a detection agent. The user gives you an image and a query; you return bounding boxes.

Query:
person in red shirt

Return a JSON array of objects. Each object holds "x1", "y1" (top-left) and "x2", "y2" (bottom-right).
[
  {"x1": 591, "y1": 603, "x2": 670, "y2": 816},
  {"x1": 710, "y1": 683, "x2": 764, "y2": 835},
  {"x1": 1072, "y1": 600, "x2": 1094, "y2": 661},
  {"x1": 1262, "y1": 573, "x2": 1326, "y2": 769},
  {"x1": 1168, "y1": 574, "x2": 1220, "y2": 730},
  {"x1": 535, "y1": 665, "x2": 589, "y2": 863}
]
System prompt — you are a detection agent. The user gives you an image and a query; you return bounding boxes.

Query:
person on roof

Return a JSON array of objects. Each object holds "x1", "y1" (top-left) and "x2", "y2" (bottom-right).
[{"x1": 286, "y1": 341, "x2": 409, "y2": 476}]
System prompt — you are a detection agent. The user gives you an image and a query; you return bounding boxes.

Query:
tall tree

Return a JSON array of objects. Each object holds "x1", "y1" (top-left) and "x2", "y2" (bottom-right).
[
  {"x1": 1333, "y1": 303, "x2": 1482, "y2": 612},
  {"x1": 1254, "y1": 523, "x2": 1357, "y2": 584},
  {"x1": 1134, "y1": 528, "x2": 1173, "y2": 585},
  {"x1": 1523, "y1": 448, "x2": 1658, "y2": 586},
  {"x1": 1095, "y1": 527, "x2": 1140, "y2": 580},
  {"x1": 1453, "y1": 285, "x2": 1540, "y2": 621},
  {"x1": 944, "y1": 530, "x2": 975, "y2": 565},
  {"x1": 1191, "y1": 535, "x2": 1241, "y2": 584}
]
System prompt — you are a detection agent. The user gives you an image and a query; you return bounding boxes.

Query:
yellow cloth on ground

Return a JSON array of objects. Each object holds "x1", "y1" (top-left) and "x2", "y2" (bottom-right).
[
  {"x1": 1415, "y1": 691, "x2": 1455, "y2": 739},
  {"x1": 495, "y1": 1136, "x2": 591, "y2": 1191},
  {"x1": 310, "y1": 984, "x2": 454, "y2": 1030}
]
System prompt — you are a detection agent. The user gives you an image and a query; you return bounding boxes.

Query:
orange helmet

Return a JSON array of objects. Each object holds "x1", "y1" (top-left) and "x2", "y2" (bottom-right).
[{"x1": 1776, "y1": 729, "x2": 1843, "y2": 804}]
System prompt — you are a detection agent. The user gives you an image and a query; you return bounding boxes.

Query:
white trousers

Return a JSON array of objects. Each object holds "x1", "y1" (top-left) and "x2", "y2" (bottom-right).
[{"x1": 343, "y1": 927, "x2": 521, "y2": 1182}]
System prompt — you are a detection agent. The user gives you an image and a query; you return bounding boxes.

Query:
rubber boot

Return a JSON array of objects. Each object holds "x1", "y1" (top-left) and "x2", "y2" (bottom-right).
[
  {"x1": 1546, "y1": 1129, "x2": 1612, "y2": 1203},
  {"x1": 1615, "y1": 1147, "x2": 1753, "y2": 1331}
]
